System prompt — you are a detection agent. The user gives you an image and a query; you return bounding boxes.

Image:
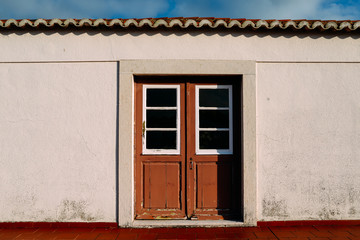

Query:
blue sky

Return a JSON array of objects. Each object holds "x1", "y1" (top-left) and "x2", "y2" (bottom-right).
[{"x1": 0, "y1": 0, "x2": 359, "y2": 20}]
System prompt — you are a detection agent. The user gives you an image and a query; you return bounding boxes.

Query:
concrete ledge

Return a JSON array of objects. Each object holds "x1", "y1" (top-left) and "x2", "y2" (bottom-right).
[{"x1": 133, "y1": 220, "x2": 249, "y2": 228}]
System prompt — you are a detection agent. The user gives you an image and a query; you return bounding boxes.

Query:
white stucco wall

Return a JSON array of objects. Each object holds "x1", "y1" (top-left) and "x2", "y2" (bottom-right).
[
  {"x1": 0, "y1": 29, "x2": 360, "y2": 223},
  {"x1": 0, "y1": 30, "x2": 358, "y2": 62},
  {"x1": 257, "y1": 63, "x2": 360, "y2": 221},
  {"x1": 0, "y1": 62, "x2": 117, "y2": 222}
]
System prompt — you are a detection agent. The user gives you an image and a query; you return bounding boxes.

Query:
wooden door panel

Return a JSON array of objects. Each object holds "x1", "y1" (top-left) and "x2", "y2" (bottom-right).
[
  {"x1": 217, "y1": 162, "x2": 233, "y2": 209},
  {"x1": 196, "y1": 163, "x2": 217, "y2": 209},
  {"x1": 187, "y1": 80, "x2": 241, "y2": 220},
  {"x1": 143, "y1": 162, "x2": 181, "y2": 209},
  {"x1": 135, "y1": 80, "x2": 186, "y2": 219},
  {"x1": 166, "y1": 163, "x2": 182, "y2": 209},
  {"x1": 195, "y1": 162, "x2": 233, "y2": 210}
]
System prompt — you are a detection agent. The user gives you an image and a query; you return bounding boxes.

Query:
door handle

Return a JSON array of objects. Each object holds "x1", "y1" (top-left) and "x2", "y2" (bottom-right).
[
  {"x1": 142, "y1": 121, "x2": 146, "y2": 137},
  {"x1": 189, "y1": 157, "x2": 193, "y2": 170}
]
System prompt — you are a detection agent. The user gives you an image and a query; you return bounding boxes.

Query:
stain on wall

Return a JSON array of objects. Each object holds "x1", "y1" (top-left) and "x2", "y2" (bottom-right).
[
  {"x1": 262, "y1": 197, "x2": 289, "y2": 218},
  {"x1": 57, "y1": 200, "x2": 100, "y2": 221},
  {"x1": 318, "y1": 207, "x2": 341, "y2": 220},
  {"x1": 349, "y1": 207, "x2": 356, "y2": 215}
]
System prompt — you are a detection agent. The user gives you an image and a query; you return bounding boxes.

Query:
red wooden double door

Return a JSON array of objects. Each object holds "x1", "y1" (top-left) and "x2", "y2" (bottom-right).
[{"x1": 135, "y1": 76, "x2": 241, "y2": 220}]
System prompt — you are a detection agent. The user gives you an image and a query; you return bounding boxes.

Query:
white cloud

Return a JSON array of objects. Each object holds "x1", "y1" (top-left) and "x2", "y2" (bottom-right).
[
  {"x1": 169, "y1": 0, "x2": 360, "y2": 20},
  {"x1": 0, "y1": 0, "x2": 169, "y2": 19},
  {"x1": 0, "y1": 0, "x2": 358, "y2": 20}
]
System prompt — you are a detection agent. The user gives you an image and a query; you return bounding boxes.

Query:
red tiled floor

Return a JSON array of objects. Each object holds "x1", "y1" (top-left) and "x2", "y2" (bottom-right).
[
  {"x1": 115, "y1": 233, "x2": 137, "y2": 240},
  {"x1": 236, "y1": 231, "x2": 257, "y2": 238},
  {"x1": 156, "y1": 233, "x2": 178, "y2": 239},
  {"x1": 253, "y1": 230, "x2": 276, "y2": 238},
  {"x1": 0, "y1": 230, "x2": 23, "y2": 240},
  {"x1": 195, "y1": 233, "x2": 216, "y2": 239},
  {"x1": 271, "y1": 231, "x2": 296, "y2": 237},
  {"x1": 277, "y1": 238, "x2": 309, "y2": 240},
  {"x1": 75, "y1": 232, "x2": 100, "y2": 240},
  {"x1": 177, "y1": 233, "x2": 196, "y2": 239},
  {"x1": 328, "y1": 230, "x2": 354, "y2": 238},
  {"x1": 350, "y1": 230, "x2": 360, "y2": 237},
  {"x1": 54, "y1": 233, "x2": 80, "y2": 239},
  {"x1": 270, "y1": 226, "x2": 298, "y2": 231},
  {"x1": 149, "y1": 228, "x2": 171, "y2": 234},
  {"x1": 185, "y1": 228, "x2": 206, "y2": 234},
  {"x1": 291, "y1": 230, "x2": 316, "y2": 237},
  {"x1": 204, "y1": 227, "x2": 225, "y2": 233},
  {"x1": 310, "y1": 230, "x2": 335, "y2": 237},
  {"x1": 223, "y1": 227, "x2": 244, "y2": 233},
  {"x1": 167, "y1": 228, "x2": 188, "y2": 234},
  {"x1": 329, "y1": 237, "x2": 352, "y2": 240},
  {"x1": 137, "y1": 233, "x2": 158, "y2": 240},
  {"x1": 0, "y1": 225, "x2": 359, "y2": 239},
  {"x1": 129, "y1": 228, "x2": 151, "y2": 234},
  {"x1": 96, "y1": 232, "x2": 119, "y2": 240},
  {"x1": 214, "y1": 233, "x2": 237, "y2": 239}
]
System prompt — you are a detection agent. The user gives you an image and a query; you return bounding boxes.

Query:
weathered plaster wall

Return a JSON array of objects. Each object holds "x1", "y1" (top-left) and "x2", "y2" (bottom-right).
[
  {"x1": 257, "y1": 63, "x2": 360, "y2": 221},
  {"x1": 0, "y1": 63, "x2": 117, "y2": 222},
  {"x1": 0, "y1": 30, "x2": 359, "y2": 62},
  {"x1": 0, "y1": 30, "x2": 360, "y2": 223}
]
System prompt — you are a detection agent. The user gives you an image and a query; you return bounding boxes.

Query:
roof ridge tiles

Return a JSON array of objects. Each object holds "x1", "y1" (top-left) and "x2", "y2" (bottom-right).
[{"x1": 0, "y1": 18, "x2": 359, "y2": 31}]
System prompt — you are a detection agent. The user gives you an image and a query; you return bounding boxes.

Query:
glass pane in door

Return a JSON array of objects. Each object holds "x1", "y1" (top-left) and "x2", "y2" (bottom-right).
[
  {"x1": 196, "y1": 85, "x2": 233, "y2": 154},
  {"x1": 143, "y1": 85, "x2": 180, "y2": 154}
]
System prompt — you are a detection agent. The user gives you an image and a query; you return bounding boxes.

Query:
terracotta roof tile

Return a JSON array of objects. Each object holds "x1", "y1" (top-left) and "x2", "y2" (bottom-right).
[{"x1": 0, "y1": 18, "x2": 359, "y2": 31}]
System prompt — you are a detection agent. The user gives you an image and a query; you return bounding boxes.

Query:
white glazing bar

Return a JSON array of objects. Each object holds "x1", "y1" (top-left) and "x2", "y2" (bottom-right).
[
  {"x1": 146, "y1": 107, "x2": 177, "y2": 110},
  {"x1": 198, "y1": 128, "x2": 229, "y2": 131},
  {"x1": 146, "y1": 128, "x2": 177, "y2": 131},
  {"x1": 198, "y1": 107, "x2": 229, "y2": 110}
]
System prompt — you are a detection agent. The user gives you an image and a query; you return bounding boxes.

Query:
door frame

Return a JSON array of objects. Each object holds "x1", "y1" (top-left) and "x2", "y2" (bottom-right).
[
  {"x1": 134, "y1": 77, "x2": 242, "y2": 220},
  {"x1": 118, "y1": 60, "x2": 257, "y2": 226}
]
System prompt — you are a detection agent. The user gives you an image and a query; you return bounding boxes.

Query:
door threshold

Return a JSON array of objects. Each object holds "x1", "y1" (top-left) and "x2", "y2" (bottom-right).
[{"x1": 132, "y1": 220, "x2": 248, "y2": 228}]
